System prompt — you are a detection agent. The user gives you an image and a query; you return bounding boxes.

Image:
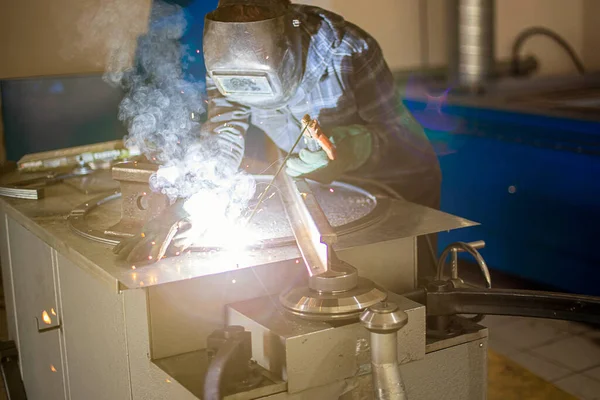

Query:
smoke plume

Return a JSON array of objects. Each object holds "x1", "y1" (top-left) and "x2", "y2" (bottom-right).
[{"x1": 102, "y1": 1, "x2": 256, "y2": 245}]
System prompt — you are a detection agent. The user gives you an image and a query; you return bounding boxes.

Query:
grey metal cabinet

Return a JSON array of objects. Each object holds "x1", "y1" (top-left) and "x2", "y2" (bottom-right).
[
  {"x1": 56, "y1": 253, "x2": 131, "y2": 400},
  {"x1": 1, "y1": 214, "x2": 132, "y2": 400},
  {"x1": 7, "y1": 218, "x2": 67, "y2": 400}
]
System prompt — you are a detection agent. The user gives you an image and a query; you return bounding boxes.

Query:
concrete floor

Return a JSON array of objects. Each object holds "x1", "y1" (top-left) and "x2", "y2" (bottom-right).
[{"x1": 462, "y1": 262, "x2": 600, "y2": 400}]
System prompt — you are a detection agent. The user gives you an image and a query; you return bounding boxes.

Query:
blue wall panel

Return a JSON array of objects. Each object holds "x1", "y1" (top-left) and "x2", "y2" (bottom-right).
[{"x1": 406, "y1": 99, "x2": 600, "y2": 295}]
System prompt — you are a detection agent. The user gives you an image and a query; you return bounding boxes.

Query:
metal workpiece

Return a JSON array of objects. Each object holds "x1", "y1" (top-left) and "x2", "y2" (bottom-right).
[
  {"x1": 277, "y1": 169, "x2": 388, "y2": 321},
  {"x1": 108, "y1": 162, "x2": 170, "y2": 237},
  {"x1": 0, "y1": 165, "x2": 98, "y2": 200},
  {"x1": 361, "y1": 303, "x2": 408, "y2": 400},
  {"x1": 277, "y1": 172, "x2": 337, "y2": 277},
  {"x1": 448, "y1": 0, "x2": 496, "y2": 91},
  {"x1": 227, "y1": 292, "x2": 426, "y2": 394}
]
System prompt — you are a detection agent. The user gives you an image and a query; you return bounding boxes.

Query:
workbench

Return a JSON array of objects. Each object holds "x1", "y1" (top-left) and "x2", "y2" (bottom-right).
[{"x1": 0, "y1": 170, "x2": 488, "y2": 399}]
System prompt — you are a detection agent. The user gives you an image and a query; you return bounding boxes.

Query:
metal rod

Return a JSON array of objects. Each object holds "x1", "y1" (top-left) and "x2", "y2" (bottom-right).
[
  {"x1": 425, "y1": 288, "x2": 600, "y2": 324},
  {"x1": 245, "y1": 122, "x2": 309, "y2": 224}
]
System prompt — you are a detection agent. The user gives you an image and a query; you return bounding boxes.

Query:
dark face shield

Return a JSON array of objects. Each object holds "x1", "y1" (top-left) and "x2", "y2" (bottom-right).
[{"x1": 203, "y1": 5, "x2": 303, "y2": 109}]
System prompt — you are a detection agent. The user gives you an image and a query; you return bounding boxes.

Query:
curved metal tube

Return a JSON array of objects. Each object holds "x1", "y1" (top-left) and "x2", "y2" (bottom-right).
[
  {"x1": 203, "y1": 337, "x2": 244, "y2": 400},
  {"x1": 436, "y1": 242, "x2": 491, "y2": 288}
]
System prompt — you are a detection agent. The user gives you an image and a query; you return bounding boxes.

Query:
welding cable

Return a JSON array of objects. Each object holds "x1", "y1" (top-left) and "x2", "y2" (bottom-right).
[
  {"x1": 511, "y1": 26, "x2": 586, "y2": 75},
  {"x1": 203, "y1": 337, "x2": 244, "y2": 400}
]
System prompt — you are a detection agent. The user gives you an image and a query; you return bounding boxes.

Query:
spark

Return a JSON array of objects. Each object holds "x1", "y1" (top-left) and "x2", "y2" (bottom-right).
[
  {"x1": 51, "y1": 308, "x2": 56, "y2": 316},
  {"x1": 196, "y1": 49, "x2": 200, "y2": 54},
  {"x1": 232, "y1": 279, "x2": 236, "y2": 284},
  {"x1": 329, "y1": 188, "x2": 334, "y2": 193},
  {"x1": 50, "y1": 365, "x2": 57, "y2": 372},
  {"x1": 166, "y1": 379, "x2": 172, "y2": 383},
  {"x1": 151, "y1": 241, "x2": 156, "y2": 245},
  {"x1": 148, "y1": 256, "x2": 153, "y2": 260},
  {"x1": 140, "y1": 281, "x2": 145, "y2": 286},
  {"x1": 175, "y1": 251, "x2": 180, "y2": 256},
  {"x1": 131, "y1": 265, "x2": 136, "y2": 270},
  {"x1": 295, "y1": 259, "x2": 300, "y2": 264},
  {"x1": 141, "y1": 233, "x2": 146, "y2": 238}
]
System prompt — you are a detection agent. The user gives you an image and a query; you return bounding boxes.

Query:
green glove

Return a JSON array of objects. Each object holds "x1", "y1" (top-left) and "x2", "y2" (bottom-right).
[{"x1": 286, "y1": 125, "x2": 372, "y2": 184}]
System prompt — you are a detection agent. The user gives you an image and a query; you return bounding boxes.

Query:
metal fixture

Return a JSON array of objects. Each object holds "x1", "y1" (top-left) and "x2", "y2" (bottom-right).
[
  {"x1": 448, "y1": 0, "x2": 496, "y2": 91},
  {"x1": 277, "y1": 171, "x2": 387, "y2": 321},
  {"x1": 360, "y1": 302, "x2": 409, "y2": 400},
  {"x1": 107, "y1": 162, "x2": 171, "y2": 237}
]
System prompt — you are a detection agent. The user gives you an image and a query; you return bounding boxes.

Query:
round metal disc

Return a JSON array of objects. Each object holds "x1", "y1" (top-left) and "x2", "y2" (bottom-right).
[
  {"x1": 68, "y1": 176, "x2": 390, "y2": 250},
  {"x1": 278, "y1": 277, "x2": 388, "y2": 321}
]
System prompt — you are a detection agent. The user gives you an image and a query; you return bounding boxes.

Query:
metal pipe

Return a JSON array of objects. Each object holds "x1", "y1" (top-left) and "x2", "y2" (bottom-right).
[
  {"x1": 371, "y1": 334, "x2": 406, "y2": 400},
  {"x1": 360, "y1": 302, "x2": 409, "y2": 400},
  {"x1": 448, "y1": 0, "x2": 496, "y2": 91}
]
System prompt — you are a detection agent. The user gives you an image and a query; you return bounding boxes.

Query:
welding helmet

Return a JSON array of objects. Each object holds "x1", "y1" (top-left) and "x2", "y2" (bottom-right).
[{"x1": 203, "y1": 0, "x2": 303, "y2": 109}]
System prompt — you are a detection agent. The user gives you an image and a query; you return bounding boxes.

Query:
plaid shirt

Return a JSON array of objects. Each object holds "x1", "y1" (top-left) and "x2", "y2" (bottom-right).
[{"x1": 203, "y1": 4, "x2": 440, "y2": 184}]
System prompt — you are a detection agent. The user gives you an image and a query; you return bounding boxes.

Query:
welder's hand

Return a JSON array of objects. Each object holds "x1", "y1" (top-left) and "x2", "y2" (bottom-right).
[
  {"x1": 113, "y1": 199, "x2": 193, "y2": 264},
  {"x1": 286, "y1": 125, "x2": 373, "y2": 184}
]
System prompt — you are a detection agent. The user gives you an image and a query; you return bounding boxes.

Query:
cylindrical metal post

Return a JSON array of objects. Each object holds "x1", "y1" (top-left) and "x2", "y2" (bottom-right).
[
  {"x1": 448, "y1": 0, "x2": 496, "y2": 91},
  {"x1": 360, "y1": 302, "x2": 409, "y2": 400}
]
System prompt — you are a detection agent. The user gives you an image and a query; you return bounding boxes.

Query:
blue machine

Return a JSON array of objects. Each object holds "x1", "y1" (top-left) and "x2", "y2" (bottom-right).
[{"x1": 406, "y1": 98, "x2": 600, "y2": 296}]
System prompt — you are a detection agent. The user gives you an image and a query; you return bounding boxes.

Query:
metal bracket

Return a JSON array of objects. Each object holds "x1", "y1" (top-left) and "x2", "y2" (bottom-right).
[{"x1": 35, "y1": 316, "x2": 61, "y2": 334}]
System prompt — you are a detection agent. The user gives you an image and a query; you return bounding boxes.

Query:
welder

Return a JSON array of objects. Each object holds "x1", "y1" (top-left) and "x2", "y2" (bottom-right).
[{"x1": 115, "y1": 0, "x2": 441, "y2": 277}]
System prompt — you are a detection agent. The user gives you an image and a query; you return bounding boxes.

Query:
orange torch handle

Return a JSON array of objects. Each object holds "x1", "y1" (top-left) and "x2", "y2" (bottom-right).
[{"x1": 301, "y1": 115, "x2": 337, "y2": 161}]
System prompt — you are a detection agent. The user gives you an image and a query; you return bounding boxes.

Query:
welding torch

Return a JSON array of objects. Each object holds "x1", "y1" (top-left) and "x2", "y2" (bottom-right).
[
  {"x1": 300, "y1": 115, "x2": 337, "y2": 161},
  {"x1": 246, "y1": 114, "x2": 337, "y2": 225}
]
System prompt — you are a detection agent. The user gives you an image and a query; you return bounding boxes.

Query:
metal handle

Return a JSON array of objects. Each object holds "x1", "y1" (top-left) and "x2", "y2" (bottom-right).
[
  {"x1": 451, "y1": 240, "x2": 485, "y2": 279},
  {"x1": 35, "y1": 312, "x2": 61, "y2": 333},
  {"x1": 437, "y1": 241, "x2": 491, "y2": 288}
]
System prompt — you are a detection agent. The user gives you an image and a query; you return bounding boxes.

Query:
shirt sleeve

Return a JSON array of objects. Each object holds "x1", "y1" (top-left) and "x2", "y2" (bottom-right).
[
  {"x1": 201, "y1": 75, "x2": 251, "y2": 173},
  {"x1": 349, "y1": 37, "x2": 430, "y2": 174}
]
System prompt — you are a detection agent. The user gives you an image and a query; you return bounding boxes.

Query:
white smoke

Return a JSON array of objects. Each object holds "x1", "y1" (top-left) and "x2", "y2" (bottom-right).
[{"x1": 100, "y1": 1, "x2": 256, "y2": 246}]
